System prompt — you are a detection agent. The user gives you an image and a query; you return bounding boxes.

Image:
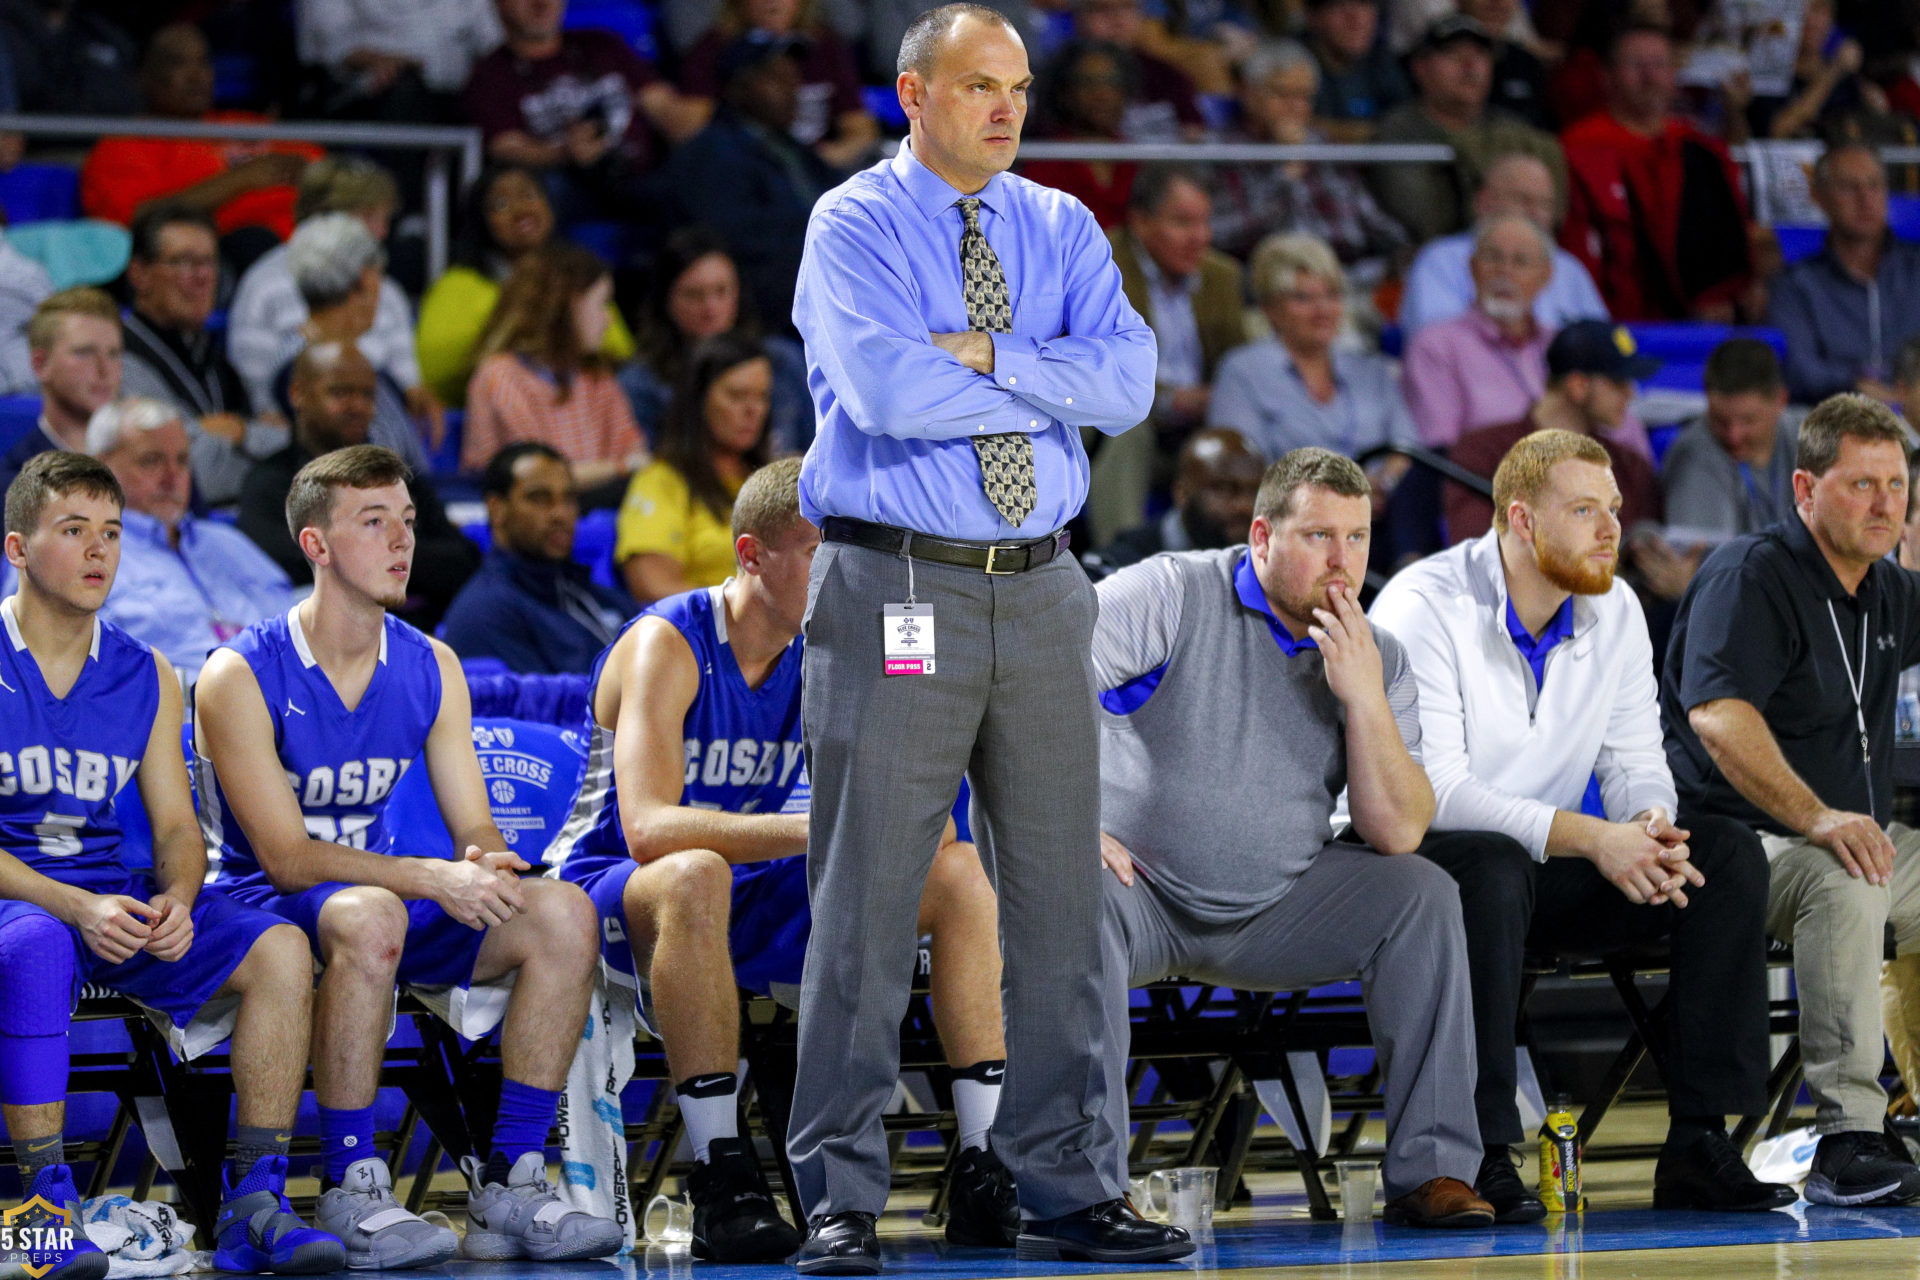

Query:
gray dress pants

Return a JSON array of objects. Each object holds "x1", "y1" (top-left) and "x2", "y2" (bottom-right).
[
  {"x1": 1101, "y1": 843, "x2": 1482, "y2": 1199},
  {"x1": 787, "y1": 538, "x2": 1125, "y2": 1221}
]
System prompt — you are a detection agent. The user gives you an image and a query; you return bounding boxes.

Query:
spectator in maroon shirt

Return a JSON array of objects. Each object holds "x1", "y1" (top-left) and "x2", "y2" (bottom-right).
[
  {"x1": 677, "y1": 0, "x2": 878, "y2": 171},
  {"x1": 1023, "y1": 39, "x2": 1141, "y2": 228},
  {"x1": 465, "y1": 0, "x2": 702, "y2": 224},
  {"x1": 1068, "y1": 0, "x2": 1206, "y2": 140}
]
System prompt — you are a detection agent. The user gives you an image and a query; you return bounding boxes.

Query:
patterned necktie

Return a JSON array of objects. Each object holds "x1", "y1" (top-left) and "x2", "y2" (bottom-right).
[{"x1": 956, "y1": 197, "x2": 1036, "y2": 528}]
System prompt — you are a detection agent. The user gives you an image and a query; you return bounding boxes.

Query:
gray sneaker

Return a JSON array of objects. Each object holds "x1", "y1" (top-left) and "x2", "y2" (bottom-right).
[
  {"x1": 458, "y1": 1153, "x2": 622, "y2": 1261},
  {"x1": 316, "y1": 1157, "x2": 459, "y2": 1270}
]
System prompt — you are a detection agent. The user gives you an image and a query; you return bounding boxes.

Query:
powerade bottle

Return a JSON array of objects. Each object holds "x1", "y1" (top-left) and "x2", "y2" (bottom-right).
[{"x1": 1539, "y1": 1095, "x2": 1582, "y2": 1212}]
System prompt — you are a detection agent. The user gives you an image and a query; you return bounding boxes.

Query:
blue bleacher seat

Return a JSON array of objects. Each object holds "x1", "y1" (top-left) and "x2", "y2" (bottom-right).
[
  {"x1": 563, "y1": 0, "x2": 657, "y2": 61},
  {"x1": 0, "y1": 164, "x2": 80, "y2": 224},
  {"x1": 213, "y1": 53, "x2": 260, "y2": 108},
  {"x1": 1648, "y1": 422, "x2": 1682, "y2": 467},
  {"x1": 385, "y1": 717, "x2": 590, "y2": 862},
  {"x1": 1891, "y1": 195, "x2": 1920, "y2": 243},
  {"x1": 1626, "y1": 323, "x2": 1788, "y2": 396},
  {"x1": 862, "y1": 85, "x2": 908, "y2": 132},
  {"x1": 1773, "y1": 224, "x2": 1825, "y2": 264},
  {"x1": 567, "y1": 219, "x2": 633, "y2": 266},
  {"x1": 459, "y1": 507, "x2": 621, "y2": 588},
  {"x1": 429, "y1": 408, "x2": 464, "y2": 478},
  {"x1": 0, "y1": 394, "x2": 41, "y2": 455}
]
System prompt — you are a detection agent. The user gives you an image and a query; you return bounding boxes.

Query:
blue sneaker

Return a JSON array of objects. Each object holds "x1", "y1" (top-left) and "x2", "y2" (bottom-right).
[
  {"x1": 20, "y1": 1163, "x2": 108, "y2": 1280},
  {"x1": 213, "y1": 1155, "x2": 346, "y2": 1274}
]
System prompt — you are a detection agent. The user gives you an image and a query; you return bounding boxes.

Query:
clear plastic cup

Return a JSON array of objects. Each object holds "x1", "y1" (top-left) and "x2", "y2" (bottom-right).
[{"x1": 1334, "y1": 1159, "x2": 1377, "y2": 1222}]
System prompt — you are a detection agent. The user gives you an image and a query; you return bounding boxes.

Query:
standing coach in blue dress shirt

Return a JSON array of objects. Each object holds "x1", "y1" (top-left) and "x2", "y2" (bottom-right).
[{"x1": 785, "y1": 4, "x2": 1193, "y2": 1273}]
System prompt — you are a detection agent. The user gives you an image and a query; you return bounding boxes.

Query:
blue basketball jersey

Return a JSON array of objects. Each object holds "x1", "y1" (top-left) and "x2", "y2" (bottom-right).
[
  {"x1": 201, "y1": 607, "x2": 443, "y2": 887},
  {"x1": 0, "y1": 596, "x2": 158, "y2": 891},
  {"x1": 549, "y1": 585, "x2": 807, "y2": 881}
]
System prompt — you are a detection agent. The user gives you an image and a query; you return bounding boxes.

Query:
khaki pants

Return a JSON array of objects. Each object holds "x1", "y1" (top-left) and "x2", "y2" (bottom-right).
[{"x1": 1765, "y1": 823, "x2": 1920, "y2": 1134}]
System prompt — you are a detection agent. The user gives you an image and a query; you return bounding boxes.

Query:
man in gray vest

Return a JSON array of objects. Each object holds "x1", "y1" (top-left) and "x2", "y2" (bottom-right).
[{"x1": 1090, "y1": 447, "x2": 1493, "y2": 1227}]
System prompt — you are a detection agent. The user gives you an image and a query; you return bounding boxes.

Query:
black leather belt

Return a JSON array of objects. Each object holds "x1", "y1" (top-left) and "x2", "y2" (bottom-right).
[{"x1": 821, "y1": 516, "x2": 1069, "y2": 575}]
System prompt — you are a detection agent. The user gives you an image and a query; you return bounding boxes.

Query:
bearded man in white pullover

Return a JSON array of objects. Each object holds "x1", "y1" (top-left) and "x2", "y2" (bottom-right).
[{"x1": 1369, "y1": 427, "x2": 1789, "y2": 1219}]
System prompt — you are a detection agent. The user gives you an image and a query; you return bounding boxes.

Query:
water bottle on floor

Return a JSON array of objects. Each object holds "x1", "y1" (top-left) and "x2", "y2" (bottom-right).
[{"x1": 1539, "y1": 1094, "x2": 1582, "y2": 1212}]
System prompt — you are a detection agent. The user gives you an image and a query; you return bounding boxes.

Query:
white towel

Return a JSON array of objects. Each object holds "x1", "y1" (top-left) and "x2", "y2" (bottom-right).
[
  {"x1": 77, "y1": 1196, "x2": 199, "y2": 1276},
  {"x1": 554, "y1": 967, "x2": 638, "y2": 1253}
]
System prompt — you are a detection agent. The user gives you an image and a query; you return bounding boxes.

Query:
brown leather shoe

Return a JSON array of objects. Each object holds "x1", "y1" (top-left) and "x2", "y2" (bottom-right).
[{"x1": 1382, "y1": 1177, "x2": 1496, "y2": 1228}]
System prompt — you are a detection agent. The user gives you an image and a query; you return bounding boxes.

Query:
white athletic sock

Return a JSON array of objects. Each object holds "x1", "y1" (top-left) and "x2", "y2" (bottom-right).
[
  {"x1": 676, "y1": 1072, "x2": 740, "y2": 1164},
  {"x1": 952, "y1": 1067, "x2": 1004, "y2": 1153}
]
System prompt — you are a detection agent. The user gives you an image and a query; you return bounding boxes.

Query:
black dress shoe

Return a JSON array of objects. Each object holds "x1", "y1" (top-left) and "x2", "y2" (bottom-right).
[
  {"x1": 1015, "y1": 1198, "x2": 1195, "y2": 1263},
  {"x1": 943, "y1": 1145, "x2": 1020, "y2": 1247},
  {"x1": 1652, "y1": 1129, "x2": 1798, "y2": 1211},
  {"x1": 1476, "y1": 1146, "x2": 1547, "y2": 1224},
  {"x1": 793, "y1": 1211, "x2": 880, "y2": 1275}
]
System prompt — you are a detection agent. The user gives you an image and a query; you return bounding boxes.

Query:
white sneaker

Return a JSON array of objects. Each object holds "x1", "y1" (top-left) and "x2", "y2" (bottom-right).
[
  {"x1": 315, "y1": 1157, "x2": 459, "y2": 1270},
  {"x1": 459, "y1": 1152, "x2": 622, "y2": 1261}
]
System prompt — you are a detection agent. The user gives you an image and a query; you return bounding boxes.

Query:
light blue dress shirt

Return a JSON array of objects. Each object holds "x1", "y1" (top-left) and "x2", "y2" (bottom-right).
[
  {"x1": 0, "y1": 509, "x2": 294, "y2": 681},
  {"x1": 793, "y1": 140, "x2": 1157, "y2": 541},
  {"x1": 1207, "y1": 338, "x2": 1417, "y2": 462},
  {"x1": 1398, "y1": 231, "x2": 1610, "y2": 338}
]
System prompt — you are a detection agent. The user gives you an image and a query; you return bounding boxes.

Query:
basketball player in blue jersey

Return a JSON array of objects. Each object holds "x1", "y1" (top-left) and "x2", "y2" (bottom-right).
[
  {"x1": 194, "y1": 444, "x2": 619, "y2": 1269},
  {"x1": 0, "y1": 452, "x2": 344, "y2": 1279},
  {"x1": 551, "y1": 459, "x2": 1017, "y2": 1267}
]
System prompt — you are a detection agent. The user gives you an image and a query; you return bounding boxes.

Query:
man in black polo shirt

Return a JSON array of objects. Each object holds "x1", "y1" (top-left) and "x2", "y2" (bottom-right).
[{"x1": 1664, "y1": 393, "x2": 1920, "y2": 1208}]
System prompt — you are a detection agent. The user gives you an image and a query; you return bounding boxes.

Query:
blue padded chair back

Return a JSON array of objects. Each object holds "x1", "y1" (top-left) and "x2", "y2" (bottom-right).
[
  {"x1": 0, "y1": 164, "x2": 79, "y2": 224},
  {"x1": 1626, "y1": 324, "x2": 1789, "y2": 395},
  {"x1": 0, "y1": 394, "x2": 41, "y2": 455},
  {"x1": 385, "y1": 718, "x2": 590, "y2": 861},
  {"x1": 563, "y1": 0, "x2": 657, "y2": 59}
]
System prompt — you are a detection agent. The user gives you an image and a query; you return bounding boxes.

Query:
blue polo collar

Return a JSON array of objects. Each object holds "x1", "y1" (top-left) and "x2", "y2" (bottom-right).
[
  {"x1": 1504, "y1": 594, "x2": 1575, "y2": 688},
  {"x1": 1235, "y1": 552, "x2": 1318, "y2": 657}
]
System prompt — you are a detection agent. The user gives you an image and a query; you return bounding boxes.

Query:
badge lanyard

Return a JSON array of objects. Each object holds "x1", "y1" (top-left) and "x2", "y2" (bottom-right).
[
  {"x1": 1827, "y1": 599, "x2": 1874, "y2": 815},
  {"x1": 884, "y1": 547, "x2": 935, "y2": 676}
]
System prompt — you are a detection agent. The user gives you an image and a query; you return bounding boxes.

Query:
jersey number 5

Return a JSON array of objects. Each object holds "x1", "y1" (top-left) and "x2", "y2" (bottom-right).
[{"x1": 35, "y1": 812, "x2": 85, "y2": 857}]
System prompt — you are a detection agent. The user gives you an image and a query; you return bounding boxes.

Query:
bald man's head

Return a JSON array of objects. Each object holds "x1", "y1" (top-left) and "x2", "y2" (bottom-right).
[
  {"x1": 1474, "y1": 151, "x2": 1557, "y2": 231},
  {"x1": 290, "y1": 341, "x2": 378, "y2": 456},
  {"x1": 1174, "y1": 427, "x2": 1265, "y2": 548}
]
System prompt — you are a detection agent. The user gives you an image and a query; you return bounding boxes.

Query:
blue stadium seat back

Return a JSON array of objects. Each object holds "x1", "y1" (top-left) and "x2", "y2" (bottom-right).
[
  {"x1": 1648, "y1": 422, "x2": 1682, "y2": 467},
  {"x1": 384, "y1": 718, "x2": 590, "y2": 862},
  {"x1": 1773, "y1": 224, "x2": 1825, "y2": 264},
  {"x1": 0, "y1": 394, "x2": 41, "y2": 455},
  {"x1": 568, "y1": 220, "x2": 633, "y2": 266},
  {"x1": 575, "y1": 508, "x2": 619, "y2": 589},
  {"x1": 862, "y1": 85, "x2": 908, "y2": 131},
  {"x1": 467, "y1": 672, "x2": 593, "y2": 726},
  {"x1": 213, "y1": 53, "x2": 260, "y2": 108},
  {"x1": 8, "y1": 221, "x2": 131, "y2": 289},
  {"x1": 429, "y1": 409, "x2": 465, "y2": 479},
  {"x1": 563, "y1": 0, "x2": 658, "y2": 60},
  {"x1": 1891, "y1": 195, "x2": 1920, "y2": 243},
  {"x1": 1377, "y1": 323, "x2": 1404, "y2": 359},
  {"x1": 0, "y1": 164, "x2": 80, "y2": 224},
  {"x1": 1627, "y1": 324, "x2": 1788, "y2": 395}
]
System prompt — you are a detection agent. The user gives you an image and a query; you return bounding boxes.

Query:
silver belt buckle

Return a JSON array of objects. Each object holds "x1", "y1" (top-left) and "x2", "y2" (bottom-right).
[{"x1": 983, "y1": 544, "x2": 1017, "y2": 575}]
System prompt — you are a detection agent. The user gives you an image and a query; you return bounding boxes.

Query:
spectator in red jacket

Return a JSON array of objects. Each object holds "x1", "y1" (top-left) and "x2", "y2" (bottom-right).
[
  {"x1": 81, "y1": 23, "x2": 320, "y2": 264},
  {"x1": 1558, "y1": 24, "x2": 1753, "y2": 321}
]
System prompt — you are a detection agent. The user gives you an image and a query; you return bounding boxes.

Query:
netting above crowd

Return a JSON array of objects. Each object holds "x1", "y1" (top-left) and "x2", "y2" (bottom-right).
[{"x1": 0, "y1": 0, "x2": 1909, "y2": 679}]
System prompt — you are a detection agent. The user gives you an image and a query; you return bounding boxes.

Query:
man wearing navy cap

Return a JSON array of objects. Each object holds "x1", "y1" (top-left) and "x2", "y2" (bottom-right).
[{"x1": 1446, "y1": 320, "x2": 1675, "y2": 575}]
